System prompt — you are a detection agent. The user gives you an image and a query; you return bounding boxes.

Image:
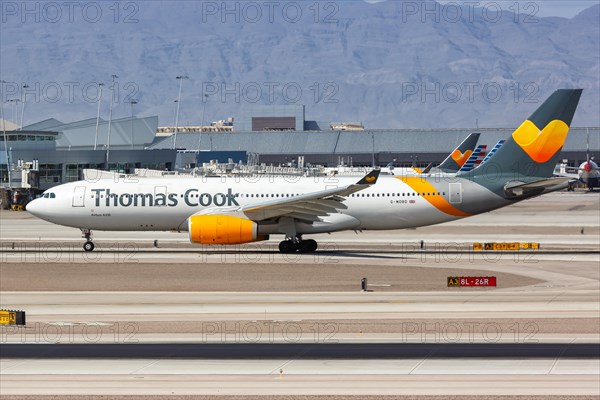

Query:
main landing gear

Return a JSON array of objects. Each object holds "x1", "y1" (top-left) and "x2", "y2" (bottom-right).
[
  {"x1": 81, "y1": 228, "x2": 95, "y2": 252},
  {"x1": 278, "y1": 236, "x2": 318, "y2": 254}
]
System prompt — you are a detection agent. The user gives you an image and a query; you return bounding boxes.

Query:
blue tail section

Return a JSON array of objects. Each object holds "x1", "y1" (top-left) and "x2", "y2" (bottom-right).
[
  {"x1": 458, "y1": 145, "x2": 487, "y2": 172},
  {"x1": 481, "y1": 140, "x2": 506, "y2": 164}
]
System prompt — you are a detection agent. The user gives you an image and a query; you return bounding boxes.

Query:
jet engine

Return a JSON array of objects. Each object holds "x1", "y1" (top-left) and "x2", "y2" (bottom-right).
[{"x1": 188, "y1": 214, "x2": 268, "y2": 245}]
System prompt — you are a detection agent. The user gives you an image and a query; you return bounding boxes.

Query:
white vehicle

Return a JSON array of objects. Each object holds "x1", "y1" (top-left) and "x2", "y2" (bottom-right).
[{"x1": 27, "y1": 89, "x2": 582, "y2": 253}]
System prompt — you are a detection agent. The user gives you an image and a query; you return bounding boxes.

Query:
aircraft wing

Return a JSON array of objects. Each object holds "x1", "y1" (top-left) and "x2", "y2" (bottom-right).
[{"x1": 240, "y1": 170, "x2": 380, "y2": 222}]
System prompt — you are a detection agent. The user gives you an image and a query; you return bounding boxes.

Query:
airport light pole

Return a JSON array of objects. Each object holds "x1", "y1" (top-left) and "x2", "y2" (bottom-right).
[
  {"x1": 371, "y1": 131, "x2": 375, "y2": 168},
  {"x1": 94, "y1": 83, "x2": 104, "y2": 150},
  {"x1": 127, "y1": 99, "x2": 138, "y2": 150},
  {"x1": 106, "y1": 74, "x2": 118, "y2": 169},
  {"x1": 172, "y1": 75, "x2": 188, "y2": 150},
  {"x1": 8, "y1": 99, "x2": 20, "y2": 129},
  {"x1": 19, "y1": 84, "x2": 29, "y2": 130},
  {"x1": 1, "y1": 84, "x2": 11, "y2": 187},
  {"x1": 197, "y1": 93, "x2": 208, "y2": 153}
]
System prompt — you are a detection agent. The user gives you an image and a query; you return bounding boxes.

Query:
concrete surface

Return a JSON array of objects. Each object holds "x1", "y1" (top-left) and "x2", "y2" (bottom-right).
[{"x1": 0, "y1": 191, "x2": 598, "y2": 397}]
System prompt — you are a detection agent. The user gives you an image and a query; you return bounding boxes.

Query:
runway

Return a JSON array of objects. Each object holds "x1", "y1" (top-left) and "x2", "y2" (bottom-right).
[
  {"x1": 1, "y1": 343, "x2": 599, "y2": 396},
  {"x1": 0, "y1": 192, "x2": 599, "y2": 397},
  {"x1": 3, "y1": 375, "x2": 599, "y2": 397}
]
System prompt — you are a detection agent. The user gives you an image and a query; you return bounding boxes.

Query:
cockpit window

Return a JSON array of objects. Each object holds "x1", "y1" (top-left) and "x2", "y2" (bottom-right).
[{"x1": 42, "y1": 193, "x2": 56, "y2": 199}]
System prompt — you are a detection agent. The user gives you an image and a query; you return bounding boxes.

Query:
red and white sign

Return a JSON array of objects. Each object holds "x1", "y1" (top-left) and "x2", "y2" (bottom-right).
[
  {"x1": 460, "y1": 276, "x2": 496, "y2": 287},
  {"x1": 448, "y1": 276, "x2": 497, "y2": 287}
]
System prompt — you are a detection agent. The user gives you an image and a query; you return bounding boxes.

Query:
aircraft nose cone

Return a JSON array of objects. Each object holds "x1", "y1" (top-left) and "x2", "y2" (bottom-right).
[{"x1": 26, "y1": 198, "x2": 41, "y2": 216}]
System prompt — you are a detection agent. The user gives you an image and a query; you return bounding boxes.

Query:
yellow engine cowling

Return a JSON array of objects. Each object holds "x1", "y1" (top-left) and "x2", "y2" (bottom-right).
[{"x1": 188, "y1": 215, "x2": 268, "y2": 245}]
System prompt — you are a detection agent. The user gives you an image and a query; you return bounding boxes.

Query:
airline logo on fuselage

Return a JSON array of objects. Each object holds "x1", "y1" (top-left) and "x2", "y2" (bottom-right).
[{"x1": 91, "y1": 188, "x2": 239, "y2": 208}]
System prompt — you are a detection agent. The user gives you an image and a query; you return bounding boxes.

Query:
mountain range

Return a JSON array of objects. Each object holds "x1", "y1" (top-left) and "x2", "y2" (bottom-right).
[{"x1": 1, "y1": 0, "x2": 598, "y2": 129}]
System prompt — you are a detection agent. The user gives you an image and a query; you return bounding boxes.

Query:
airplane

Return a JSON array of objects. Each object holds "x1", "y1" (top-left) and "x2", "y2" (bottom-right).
[
  {"x1": 579, "y1": 158, "x2": 599, "y2": 190},
  {"x1": 554, "y1": 129, "x2": 599, "y2": 191},
  {"x1": 325, "y1": 132, "x2": 482, "y2": 176},
  {"x1": 27, "y1": 89, "x2": 582, "y2": 253},
  {"x1": 436, "y1": 132, "x2": 482, "y2": 173}
]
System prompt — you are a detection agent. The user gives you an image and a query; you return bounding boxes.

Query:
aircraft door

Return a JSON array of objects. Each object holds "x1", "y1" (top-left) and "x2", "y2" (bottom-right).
[
  {"x1": 72, "y1": 186, "x2": 86, "y2": 207},
  {"x1": 449, "y1": 183, "x2": 462, "y2": 204}
]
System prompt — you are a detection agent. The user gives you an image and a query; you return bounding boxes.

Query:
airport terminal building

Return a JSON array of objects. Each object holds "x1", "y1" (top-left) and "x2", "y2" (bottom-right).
[
  {"x1": 152, "y1": 105, "x2": 599, "y2": 170},
  {"x1": 1, "y1": 116, "x2": 176, "y2": 192},
  {"x1": 2, "y1": 105, "x2": 598, "y2": 193}
]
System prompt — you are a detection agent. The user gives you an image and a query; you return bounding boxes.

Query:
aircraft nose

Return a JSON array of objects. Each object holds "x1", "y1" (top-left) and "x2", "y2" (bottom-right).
[{"x1": 26, "y1": 198, "x2": 41, "y2": 216}]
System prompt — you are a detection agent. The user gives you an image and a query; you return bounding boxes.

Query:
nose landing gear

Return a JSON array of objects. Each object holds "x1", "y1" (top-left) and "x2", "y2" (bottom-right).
[{"x1": 81, "y1": 229, "x2": 95, "y2": 252}]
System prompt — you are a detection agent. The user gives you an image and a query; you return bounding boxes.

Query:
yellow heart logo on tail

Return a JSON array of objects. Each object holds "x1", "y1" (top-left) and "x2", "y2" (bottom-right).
[
  {"x1": 512, "y1": 119, "x2": 569, "y2": 163},
  {"x1": 451, "y1": 149, "x2": 472, "y2": 167}
]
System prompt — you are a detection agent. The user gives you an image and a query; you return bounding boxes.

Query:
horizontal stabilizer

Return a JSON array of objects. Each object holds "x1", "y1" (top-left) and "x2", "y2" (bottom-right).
[{"x1": 504, "y1": 177, "x2": 571, "y2": 197}]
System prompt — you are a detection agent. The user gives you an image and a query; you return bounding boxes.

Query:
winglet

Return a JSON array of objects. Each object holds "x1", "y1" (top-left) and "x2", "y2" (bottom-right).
[
  {"x1": 422, "y1": 162, "x2": 434, "y2": 174},
  {"x1": 356, "y1": 169, "x2": 380, "y2": 185}
]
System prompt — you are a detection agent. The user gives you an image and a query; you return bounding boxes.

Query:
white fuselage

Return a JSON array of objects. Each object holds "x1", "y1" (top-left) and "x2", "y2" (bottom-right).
[{"x1": 27, "y1": 174, "x2": 484, "y2": 235}]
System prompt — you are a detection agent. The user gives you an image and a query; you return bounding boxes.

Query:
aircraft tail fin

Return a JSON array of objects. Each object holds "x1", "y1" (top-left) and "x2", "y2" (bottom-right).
[
  {"x1": 480, "y1": 139, "x2": 506, "y2": 165},
  {"x1": 469, "y1": 89, "x2": 583, "y2": 182},
  {"x1": 437, "y1": 132, "x2": 480, "y2": 173},
  {"x1": 458, "y1": 144, "x2": 487, "y2": 172}
]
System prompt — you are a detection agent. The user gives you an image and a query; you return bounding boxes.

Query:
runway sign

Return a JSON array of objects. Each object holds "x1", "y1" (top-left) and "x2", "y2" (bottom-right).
[
  {"x1": 0, "y1": 310, "x2": 26, "y2": 325},
  {"x1": 520, "y1": 242, "x2": 540, "y2": 249},
  {"x1": 473, "y1": 242, "x2": 539, "y2": 251},
  {"x1": 448, "y1": 277, "x2": 497, "y2": 287}
]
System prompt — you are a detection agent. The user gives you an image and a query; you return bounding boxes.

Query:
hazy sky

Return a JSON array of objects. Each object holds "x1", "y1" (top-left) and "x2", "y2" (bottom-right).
[{"x1": 531, "y1": 1, "x2": 598, "y2": 17}]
